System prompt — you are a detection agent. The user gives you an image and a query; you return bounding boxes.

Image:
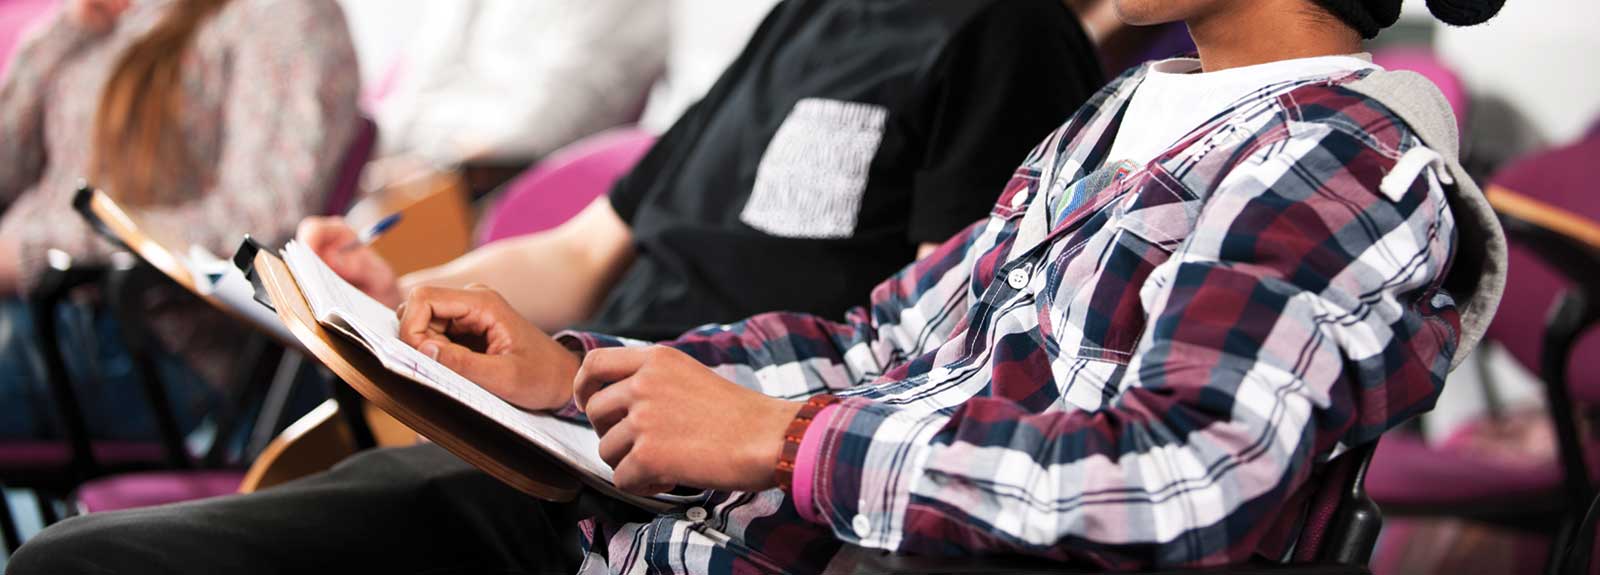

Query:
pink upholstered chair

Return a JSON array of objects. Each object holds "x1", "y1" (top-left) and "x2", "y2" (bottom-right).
[
  {"x1": 476, "y1": 128, "x2": 657, "y2": 246},
  {"x1": 1367, "y1": 125, "x2": 1600, "y2": 574}
]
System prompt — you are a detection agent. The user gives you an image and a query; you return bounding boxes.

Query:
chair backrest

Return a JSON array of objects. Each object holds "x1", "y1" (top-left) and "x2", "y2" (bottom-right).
[
  {"x1": 1487, "y1": 129, "x2": 1600, "y2": 404},
  {"x1": 476, "y1": 128, "x2": 657, "y2": 245},
  {"x1": 324, "y1": 115, "x2": 379, "y2": 217},
  {"x1": 1487, "y1": 134, "x2": 1600, "y2": 572}
]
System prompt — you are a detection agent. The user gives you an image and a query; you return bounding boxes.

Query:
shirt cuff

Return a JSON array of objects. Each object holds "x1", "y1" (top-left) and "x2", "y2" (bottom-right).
[
  {"x1": 809, "y1": 397, "x2": 946, "y2": 549},
  {"x1": 553, "y1": 329, "x2": 654, "y2": 355},
  {"x1": 792, "y1": 403, "x2": 840, "y2": 524},
  {"x1": 551, "y1": 330, "x2": 654, "y2": 422}
]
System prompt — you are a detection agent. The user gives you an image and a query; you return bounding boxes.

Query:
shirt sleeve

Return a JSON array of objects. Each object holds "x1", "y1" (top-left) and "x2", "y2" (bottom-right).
[
  {"x1": 903, "y1": 0, "x2": 1102, "y2": 245},
  {"x1": 18, "y1": 0, "x2": 362, "y2": 288},
  {"x1": 557, "y1": 213, "x2": 986, "y2": 399},
  {"x1": 0, "y1": 13, "x2": 91, "y2": 207},
  {"x1": 803, "y1": 127, "x2": 1460, "y2": 568}
]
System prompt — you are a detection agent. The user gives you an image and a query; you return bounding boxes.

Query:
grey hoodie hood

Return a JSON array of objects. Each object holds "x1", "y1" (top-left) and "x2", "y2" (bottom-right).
[{"x1": 1346, "y1": 70, "x2": 1508, "y2": 371}]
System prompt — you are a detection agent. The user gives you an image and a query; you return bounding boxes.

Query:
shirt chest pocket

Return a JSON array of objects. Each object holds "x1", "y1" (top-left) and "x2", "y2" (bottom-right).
[
  {"x1": 1051, "y1": 176, "x2": 1199, "y2": 367},
  {"x1": 740, "y1": 98, "x2": 889, "y2": 239}
]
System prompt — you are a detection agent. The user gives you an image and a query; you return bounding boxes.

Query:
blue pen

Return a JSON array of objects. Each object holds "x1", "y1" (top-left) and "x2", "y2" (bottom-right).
[{"x1": 341, "y1": 212, "x2": 403, "y2": 252}]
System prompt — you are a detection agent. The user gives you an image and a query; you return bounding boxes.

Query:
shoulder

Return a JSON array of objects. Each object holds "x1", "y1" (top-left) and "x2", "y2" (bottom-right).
[
  {"x1": 219, "y1": 0, "x2": 355, "y2": 60},
  {"x1": 943, "y1": 0, "x2": 1086, "y2": 43},
  {"x1": 917, "y1": 0, "x2": 1097, "y2": 85},
  {"x1": 1270, "y1": 77, "x2": 1428, "y2": 161},
  {"x1": 224, "y1": 0, "x2": 351, "y2": 35}
]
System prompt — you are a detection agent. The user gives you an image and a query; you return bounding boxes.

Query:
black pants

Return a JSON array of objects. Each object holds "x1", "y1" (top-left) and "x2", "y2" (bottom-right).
[{"x1": 8, "y1": 444, "x2": 584, "y2": 575}]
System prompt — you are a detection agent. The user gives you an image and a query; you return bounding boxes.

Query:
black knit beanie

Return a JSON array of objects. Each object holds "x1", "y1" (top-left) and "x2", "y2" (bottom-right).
[{"x1": 1313, "y1": 0, "x2": 1507, "y2": 39}]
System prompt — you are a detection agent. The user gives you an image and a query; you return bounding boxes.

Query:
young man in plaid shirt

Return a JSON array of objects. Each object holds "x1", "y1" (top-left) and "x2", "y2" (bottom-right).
[
  {"x1": 13, "y1": 0, "x2": 1509, "y2": 573},
  {"x1": 372, "y1": 0, "x2": 1510, "y2": 567}
]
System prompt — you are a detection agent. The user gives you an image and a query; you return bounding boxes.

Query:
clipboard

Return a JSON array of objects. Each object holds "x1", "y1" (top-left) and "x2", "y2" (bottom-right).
[
  {"x1": 246, "y1": 248, "x2": 584, "y2": 503},
  {"x1": 72, "y1": 186, "x2": 300, "y2": 350}
]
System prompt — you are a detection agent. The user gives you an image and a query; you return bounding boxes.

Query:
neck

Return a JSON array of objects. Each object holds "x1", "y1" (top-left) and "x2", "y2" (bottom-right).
[{"x1": 1186, "y1": 1, "x2": 1362, "y2": 72}]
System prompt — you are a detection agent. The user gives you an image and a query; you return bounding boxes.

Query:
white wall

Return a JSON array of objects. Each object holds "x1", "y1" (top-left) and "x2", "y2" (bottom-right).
[
  {"x1": 335, "y1": 0, "x2": 429, "y2": 91},
  {"x1": 1404, "y1": 0, "x2": 1600, "y2": 145}
]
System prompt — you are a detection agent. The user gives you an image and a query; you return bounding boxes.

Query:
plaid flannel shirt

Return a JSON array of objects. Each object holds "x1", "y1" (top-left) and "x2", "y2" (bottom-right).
[{"x1": 559, "y1": 64, "x2": 1461, "y2": 573}]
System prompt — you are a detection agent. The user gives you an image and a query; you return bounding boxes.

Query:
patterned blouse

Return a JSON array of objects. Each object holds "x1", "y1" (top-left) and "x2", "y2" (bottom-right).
[{"x1": 0, "y1": 0, "x2": 359, "y2": 386}]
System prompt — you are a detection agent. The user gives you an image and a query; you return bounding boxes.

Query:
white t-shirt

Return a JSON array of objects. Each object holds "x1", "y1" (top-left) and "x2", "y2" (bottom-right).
[
  {"x1": 1105, "y1": 54, "x2": 1379, "y2": 166},
  {"x1": 370, "y1": 0, "x2": 668, "y2": 163}
]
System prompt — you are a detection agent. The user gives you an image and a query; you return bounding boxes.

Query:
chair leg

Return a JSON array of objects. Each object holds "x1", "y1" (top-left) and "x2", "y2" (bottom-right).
[
  {"x1": 33, "y1": 491, "x2": 58, "y2": 526},
  {"x1": 247, "y1": 352, "x2": 306, "y2": 457},
  {"x1": 0, "y1": 488, "x2": 21, "y2": 553}
]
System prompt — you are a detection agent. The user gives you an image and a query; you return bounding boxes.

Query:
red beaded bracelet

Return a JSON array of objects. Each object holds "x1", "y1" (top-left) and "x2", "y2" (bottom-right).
[{"x1": 775, "y1": 394, "x2": 841, "y2": 493}]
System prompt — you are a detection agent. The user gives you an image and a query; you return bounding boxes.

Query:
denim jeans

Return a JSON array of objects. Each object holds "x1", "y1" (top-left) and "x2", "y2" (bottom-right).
[{"x1": 0, "y1": 299, "x2": 216, "y2": 441}]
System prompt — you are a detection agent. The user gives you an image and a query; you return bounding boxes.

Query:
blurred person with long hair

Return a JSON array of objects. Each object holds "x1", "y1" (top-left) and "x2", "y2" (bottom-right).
[{"x1": 0, "y1": 0, "x2": 359, "y2": 440}]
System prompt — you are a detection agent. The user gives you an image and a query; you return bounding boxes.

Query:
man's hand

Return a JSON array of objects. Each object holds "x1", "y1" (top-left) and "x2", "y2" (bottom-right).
[
  {"x1": 397, "y1": 286, "x2": 580, "y2": 411},
  {"x1": 297, "y1": 216, "x2": 403, "y2": 307},
  {"x1": 574, "y1": 346, "x2": 803, "y2": 495}
]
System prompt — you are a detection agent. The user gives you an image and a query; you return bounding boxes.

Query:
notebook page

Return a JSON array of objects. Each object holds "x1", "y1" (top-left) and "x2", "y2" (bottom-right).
[
  {"x1": 281, "y1": 241, "x2": 617, "y2": 481},
  {"x1": 283, "y1": 242, "x2": 399, "y2": 336}
]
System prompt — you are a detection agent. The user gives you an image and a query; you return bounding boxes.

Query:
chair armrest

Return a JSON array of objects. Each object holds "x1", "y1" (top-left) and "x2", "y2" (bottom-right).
[{"x1": 1487, "y1": 185, "x2": 1600, "y2": 255}]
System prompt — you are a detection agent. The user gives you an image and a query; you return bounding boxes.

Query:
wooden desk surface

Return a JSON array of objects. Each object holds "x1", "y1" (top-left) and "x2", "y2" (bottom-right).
[
  {"x1": 82, "y1": 189, "x2": 308, "y2": 352},
  {"x1": 254, "y1": 250, "x2": 582, "y2": 502},
  {"x1": 82, "y1": 189, "x2": 201, "y2": 292}
]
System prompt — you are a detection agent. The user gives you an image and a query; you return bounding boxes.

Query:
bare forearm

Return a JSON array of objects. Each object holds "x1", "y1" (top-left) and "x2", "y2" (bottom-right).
[
  {"x1": 401, "y1": 238, "x2": 579, "y2": 328},
  {"x1": 396, "y1": 197, "x2": 634, "y2": 330}
]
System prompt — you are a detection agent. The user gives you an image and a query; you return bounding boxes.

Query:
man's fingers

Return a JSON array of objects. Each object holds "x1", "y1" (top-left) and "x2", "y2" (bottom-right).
[
  {"x1": 397, "y1": 288, "x2": 489, "y2": 347},
  {"x1": 573, "y1": 348, "x2": 653, "y2": 411},
  {"x1": 581, "y1": 378, "x2": 634, "y2": 436},
  {"x1": 595, "y1": 418, "x2": 636, "y2": 468},
  {"x1": 612, "y1": 450, "x2": 674, "y2": 496},
  {"x1": 297, "y1": 216, "x2": 356, "y2": 255}
]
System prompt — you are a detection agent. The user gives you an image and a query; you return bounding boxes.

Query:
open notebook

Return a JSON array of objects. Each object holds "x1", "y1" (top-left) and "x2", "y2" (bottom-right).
[{"x1": 281, "y1": 241, "x2": 698, "y2": 511}]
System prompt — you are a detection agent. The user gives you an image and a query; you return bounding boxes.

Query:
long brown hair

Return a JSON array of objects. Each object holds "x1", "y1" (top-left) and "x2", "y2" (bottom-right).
[{"x1": 90, "y1": 0, "x2": 231, "y2": 206}]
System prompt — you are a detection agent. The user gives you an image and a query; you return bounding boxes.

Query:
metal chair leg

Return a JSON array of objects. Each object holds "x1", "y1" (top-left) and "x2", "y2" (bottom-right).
[
  {"x1": 0, "y1": 488, "x2": 21, "y2": 553},
  {"x1": 32, "y1": 491, "x2": 58, "y2": 527},
  {"x1": 1540, "y1": 291, "x2": 1598, "y2": 575},
  {"x1": 247, "y1": 352, "x2": 306, "y2": 458}
]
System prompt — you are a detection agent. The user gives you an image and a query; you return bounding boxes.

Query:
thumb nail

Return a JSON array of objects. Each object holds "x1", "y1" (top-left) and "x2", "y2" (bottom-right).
[{"x1": 420, "y1": 343, "x2": 440, "y2": 361}]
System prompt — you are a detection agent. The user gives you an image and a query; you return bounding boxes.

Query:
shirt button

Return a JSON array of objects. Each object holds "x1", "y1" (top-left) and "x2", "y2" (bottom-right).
[
  {"x1": 685, "y1": 507, "x2": 708, "y2": 523},
  {"x1": 1006, "y1": 268, "x2": 1030, "y2": 290},
  {"x1": 852, "y1": 514, "x2": 873, "y2": 536}
]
